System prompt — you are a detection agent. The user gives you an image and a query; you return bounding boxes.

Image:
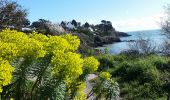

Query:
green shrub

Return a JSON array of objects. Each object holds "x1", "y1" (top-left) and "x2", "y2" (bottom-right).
[{"x1": 96, "y1": 54, "x2": 115, "y2": 71}]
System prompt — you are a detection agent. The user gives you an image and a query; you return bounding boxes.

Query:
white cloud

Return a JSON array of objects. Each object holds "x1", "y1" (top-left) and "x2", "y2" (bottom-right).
[{"x1": 112, "y1": 13, "x2": 164, "y2": 32}]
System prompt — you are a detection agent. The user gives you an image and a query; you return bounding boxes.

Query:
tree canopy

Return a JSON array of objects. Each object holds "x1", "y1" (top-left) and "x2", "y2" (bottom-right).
[{"x1": 0, "y1": 0, "x2": 29, "y2": 29}]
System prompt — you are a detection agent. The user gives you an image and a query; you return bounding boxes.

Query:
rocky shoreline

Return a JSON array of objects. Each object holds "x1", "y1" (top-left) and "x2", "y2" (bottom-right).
[
  {"x1": 93, "y1": 32, "x2": 131, "y2": 47},
  {"x1": 117, "y1": 31, "x2": 131, "y2": 37}
]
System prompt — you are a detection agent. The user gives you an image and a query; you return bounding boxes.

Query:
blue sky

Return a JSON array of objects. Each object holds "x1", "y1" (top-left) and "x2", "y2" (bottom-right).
[{"x1": 18, "y1": 0, "x2": 170, "y2": 32}]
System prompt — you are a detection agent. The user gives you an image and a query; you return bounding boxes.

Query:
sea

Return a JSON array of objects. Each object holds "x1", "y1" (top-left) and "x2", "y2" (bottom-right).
[{"x1": 96, "y1": 29, "x2": 168, "y2": 54}]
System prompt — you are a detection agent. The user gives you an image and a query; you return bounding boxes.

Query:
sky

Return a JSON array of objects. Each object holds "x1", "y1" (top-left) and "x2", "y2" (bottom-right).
[{"x1": 18, "y1": 0, "x2": 170, "y2": 32}]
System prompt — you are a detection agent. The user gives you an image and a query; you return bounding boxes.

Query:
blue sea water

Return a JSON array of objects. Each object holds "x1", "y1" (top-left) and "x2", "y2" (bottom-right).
[{"x1": 96, "y1": 29, "x2": 168, "y2": 54}]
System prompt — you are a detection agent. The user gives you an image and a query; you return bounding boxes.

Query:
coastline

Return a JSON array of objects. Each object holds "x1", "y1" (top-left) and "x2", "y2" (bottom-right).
[{"x1": 93, "y1": 31, "x2": 131, "y2": 47}]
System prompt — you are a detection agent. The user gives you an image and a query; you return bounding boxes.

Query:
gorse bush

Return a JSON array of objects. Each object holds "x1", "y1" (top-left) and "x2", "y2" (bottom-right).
[{"x1": 0, "y1": 29, "x2": 101, "y2": 100}]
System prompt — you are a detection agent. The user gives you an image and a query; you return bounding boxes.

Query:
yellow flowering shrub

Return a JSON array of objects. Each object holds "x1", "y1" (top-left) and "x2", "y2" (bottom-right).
[
  {"x1": 0, "y1": 29, "x2": 28, "y2": 44},
  {"x1": 60, "y1": 34, "x2": 80, "y2": 51},
  {"x1": 29, "y1": 32, "x2": 49, "y2": 42},
  {"x1": 83, "y1": 56, "x2": 100, "y2": 73},
  {"x1": 17, "y1": 38, "x2": 46, "y2": 59},
  {"x1": 0, "y1": 29, "x2": 46, "y2": 59},
  {"x1": 46, "y1": 36, "x2": 70, "y2": 53},
  {"x1": 99, "y1": 72, "x2": 111, "y2": 80},
  {"x1": 51, "y1": 50, "x2": 84, "y2": 83},
  {"x1": 0, "y1": 42, "x2": 18, "y2": 61},
  {"x1": 73, "y1": 82, "x2": 86, "y2": 100},
  {"x1": 0, "y1": 29, "x2": 99, "y2": 98},
  {"x1": 0, "y1": 58, "x2": 14, "y2": 92}
]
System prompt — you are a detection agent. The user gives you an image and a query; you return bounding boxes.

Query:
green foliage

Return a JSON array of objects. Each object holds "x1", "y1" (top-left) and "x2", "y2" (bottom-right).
[
  {"x1": 84, "y1": 22, "x2": 90, "y2": 28},
  {"x1": 71, "y1": 20, "x2": 78, "y2": 27},
  {"x1": 31, "y1": 19, "x2": 51, "y2": 35},
  {"x1": 96, "y1": 54, "x2": 170, "y2": 99},
  {"x1": 73, "y1": 82, "x2": 86, "y2": 100},
  {"x1": 152, "y1": 56, "x2": 170, "y2": 72},
  {"x1": 96, "y1": 54, "x2": 115, "y2": 71},
  {"x1": 94, "y1": 79, "x2": 120, "y2": 100},
  {"x1": 88, "y1": 72, "x2": 120, "y2": 100}
]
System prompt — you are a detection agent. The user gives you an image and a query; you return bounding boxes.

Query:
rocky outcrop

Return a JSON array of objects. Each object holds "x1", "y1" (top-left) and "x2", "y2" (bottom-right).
[
  {"x1": 93, "y1": 36, "x2": 121, "y2": 47},
  {"x1": 116, "y1": 31, "x2": 131, "y2": 37},
  {"x1": 62, "y1": 20, "x2": 131, "y2": 47}
]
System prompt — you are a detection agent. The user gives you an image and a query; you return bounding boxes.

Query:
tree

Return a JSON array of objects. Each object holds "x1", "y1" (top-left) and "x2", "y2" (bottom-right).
[
  {"x1": 72, "y1": 19, "x2": 77, "y2": 27},
  {"x1": 162, "y1": 4, "x2": 170, "y2": 36},
  {"x1": 84, "y1": 22, "x2": 90, "y2": 28},
  {"x1": 101, "y1": 20, "x2": 107, "y2": 24},
  {"x1": 61, "y1": 21, "x2": 66, "y2": 29},
  {"x1": 162, "y1": 4, "x2": 170, "y2": 56},
  {"x1": 45, "y1": 22, "x2": 65, "y2": 35},
  {"x1": 31, "y1": 19, "x2": 64, "y2": 35},
  {"x1": 128, "y1": 37, "x2": 157, "y2": 55},
  {"x1": 31, "y1": 19, "x2": 50, "y2": 29},
  {"x1": 94, "y1": 20, "x2": 116, "y2": 36},
  {"x1": 31, "y1": 19, "x2": 51, "y2": 35},
  {"x1": 0, "y1": 29, "x2": 99, "y2": 100},
  {"x1": 32, "y1": 19, "x2": 46, "y2": 28},
  {"x1": 0, "y1": 0, "x2": 29, "y2": 29}
]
